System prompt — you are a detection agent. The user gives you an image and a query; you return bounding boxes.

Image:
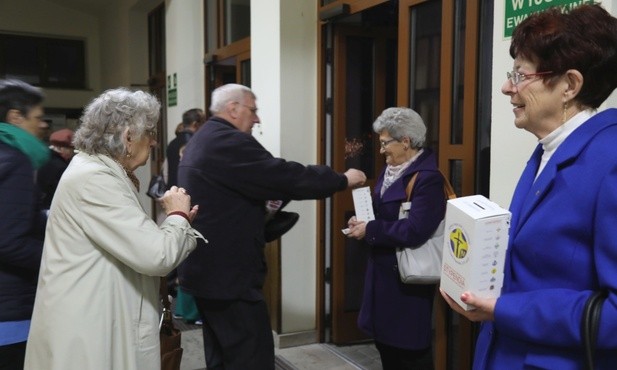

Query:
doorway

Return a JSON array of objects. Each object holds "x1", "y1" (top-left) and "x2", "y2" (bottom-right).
[
  {"x1": 327, "y1": 23, "x2": 397, "y2": 344},
  {"x1": 319, "y1": 1, "x2": 484, "y2": 369}
]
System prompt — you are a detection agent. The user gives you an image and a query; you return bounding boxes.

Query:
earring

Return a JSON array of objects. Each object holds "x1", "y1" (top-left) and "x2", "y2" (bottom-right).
[
  {"x1": 562, "y1": 101, "x2": 568, "y2": 123},
  {"x1": 126, "y1": 152, "x2": 132, "y2": 158}
]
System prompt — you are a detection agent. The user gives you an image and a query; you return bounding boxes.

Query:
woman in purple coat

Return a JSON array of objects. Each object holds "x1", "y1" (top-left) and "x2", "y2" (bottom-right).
[{"x1": 347, "y1": 107, "x2": 447, "y2": 369}]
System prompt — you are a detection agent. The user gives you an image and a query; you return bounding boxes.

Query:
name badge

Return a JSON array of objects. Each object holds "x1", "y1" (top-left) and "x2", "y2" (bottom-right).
[{"x1": 399, "y1": 201, "x2": 411, "y2": 219}]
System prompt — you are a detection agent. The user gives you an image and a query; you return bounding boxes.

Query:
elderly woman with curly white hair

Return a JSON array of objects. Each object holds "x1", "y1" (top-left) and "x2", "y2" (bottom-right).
[
  {"x1": 346, "y1": 107, "x2": 447, "y2": 369},
  {"x1": 24, "y1": 88, "x2": 203, "y2": 370}
]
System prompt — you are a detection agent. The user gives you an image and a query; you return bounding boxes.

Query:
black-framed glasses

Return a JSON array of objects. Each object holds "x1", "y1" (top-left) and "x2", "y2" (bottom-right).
[
  {"x1": 506, "y1": 71, "x2": 553, "y2": 86},
  {"x1": 379, "y1": 138, "x2": 398, "y2": 148}
]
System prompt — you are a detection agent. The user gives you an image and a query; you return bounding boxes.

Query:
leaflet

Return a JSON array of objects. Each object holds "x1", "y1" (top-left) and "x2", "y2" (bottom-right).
[{"x1": 352, "y1": 186, "x2": 375, "y2": 222}]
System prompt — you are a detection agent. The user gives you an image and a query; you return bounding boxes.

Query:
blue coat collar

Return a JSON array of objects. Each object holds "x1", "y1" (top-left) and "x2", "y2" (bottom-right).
[{"x1": 510, "y1": 108, "x2": 617, "y2": 235}]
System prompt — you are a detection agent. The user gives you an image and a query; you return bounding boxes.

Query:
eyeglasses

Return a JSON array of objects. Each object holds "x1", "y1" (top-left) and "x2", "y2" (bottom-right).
[
  {"x1": 234, "y1": 102, "x2": 258, "y2": 114},
  {"x1": 146, "y1": 129, "x2": 157, "y2": 140},
  {"x1": 506, "y1": 71, "x2": 553, "y2": 86},
  {"x1": 379, "y1": 138, "x2": 398, "y2": 148}
]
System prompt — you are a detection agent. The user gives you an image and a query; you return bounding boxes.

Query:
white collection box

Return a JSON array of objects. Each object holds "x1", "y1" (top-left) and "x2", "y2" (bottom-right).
[{"x1": 440, "y1": 195, "x2": 511, "y2": 311}]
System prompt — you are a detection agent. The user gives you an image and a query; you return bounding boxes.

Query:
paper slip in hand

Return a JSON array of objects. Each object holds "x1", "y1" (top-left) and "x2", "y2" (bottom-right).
[{"x1": 352, "y1": 186, "x2": 375, "y2": 222}]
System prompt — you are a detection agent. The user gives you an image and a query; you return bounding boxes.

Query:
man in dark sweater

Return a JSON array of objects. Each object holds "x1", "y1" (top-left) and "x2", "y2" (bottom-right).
[{"x1": 178, "y1": 83, "x2": 366, "y2": 370}]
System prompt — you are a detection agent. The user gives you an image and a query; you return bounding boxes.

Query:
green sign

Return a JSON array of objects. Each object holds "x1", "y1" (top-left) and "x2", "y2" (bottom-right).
[
  {"x1": 167, "y1": 73, "x2": 177, "y2": 107},
  {"x1": 504, "y1": 0, "x2": 595, "y2": 38},
  {"x1": 168, "y1": 88, "x2": 177, "y2": 107}
]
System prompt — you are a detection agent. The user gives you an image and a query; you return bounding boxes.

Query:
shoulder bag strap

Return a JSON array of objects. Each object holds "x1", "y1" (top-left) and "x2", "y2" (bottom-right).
[
  {"x1": 406, "y1": 170, "x2": 456, "y2": 202},
  {"x1": 582, "y1": 290, "x2": 607, "y2": 370},
  {"x1": 440, "y1": 170, "x2": 457, "y2": 199},
  {"x1": 405, "y1": 172, "x2": 419, "y2": 202}
]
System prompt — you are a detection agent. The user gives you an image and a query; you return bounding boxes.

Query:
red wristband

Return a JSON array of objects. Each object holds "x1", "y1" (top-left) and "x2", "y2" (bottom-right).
[{"x1": 167, "y1": 211, "x2": 190, "y2": 222}]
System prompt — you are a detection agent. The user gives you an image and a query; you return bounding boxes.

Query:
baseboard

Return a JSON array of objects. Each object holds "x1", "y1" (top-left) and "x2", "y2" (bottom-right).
[{"x1": 273, "y1": 329, "x2": 318, "y2": 349}]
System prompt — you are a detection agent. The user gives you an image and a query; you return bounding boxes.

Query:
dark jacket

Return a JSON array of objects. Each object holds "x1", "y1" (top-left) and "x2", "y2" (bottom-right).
[
  {"x1": 0, "y1": 142, "x2": 45, "y2": 321},
  {"x1": 166, "y1": 130, "x2": 193, "y2": 187},
  {"x1": 359, "y1": 148, "x2": 446, "y2": 350},
  {"x1": 37, "y1": 150, "x2": 69, "y2": 209},
  {"x1": 177, "y1": 116, "x2": 347, "y2": 300}
]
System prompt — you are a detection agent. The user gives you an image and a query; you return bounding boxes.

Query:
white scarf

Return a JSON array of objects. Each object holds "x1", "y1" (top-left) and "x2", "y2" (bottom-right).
[{"x1": 381, "y1": 149, "x2": 424, "y2": 196}]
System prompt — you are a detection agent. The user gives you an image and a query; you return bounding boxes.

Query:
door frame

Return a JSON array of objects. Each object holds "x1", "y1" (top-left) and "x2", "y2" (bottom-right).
[
  {"x1": 318, "y1": 0, "x2": 482, "y2": 368},
  {"x1": 328, "y1": 25, "x2": 396, "y2": 344}
]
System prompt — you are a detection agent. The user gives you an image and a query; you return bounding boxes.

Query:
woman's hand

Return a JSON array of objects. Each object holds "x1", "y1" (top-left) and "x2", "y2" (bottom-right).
[
  {"x1": 439, "y1": 288, "x2": 496, "y2": 322},
  {"x1": 346, "y1": 216, "x2": 367, "y2": 240},
  {"x1": 161, "y1": 186, "x2": 198, "y2": 222}
]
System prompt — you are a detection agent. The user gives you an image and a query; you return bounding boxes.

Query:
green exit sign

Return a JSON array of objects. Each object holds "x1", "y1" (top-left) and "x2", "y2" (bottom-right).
[
  {"x1": 167, "y1": 73, "x2": 177, "y2": 107},
  {"x1": 504, "y1": 0, "x2": 596, "y2": 38}
]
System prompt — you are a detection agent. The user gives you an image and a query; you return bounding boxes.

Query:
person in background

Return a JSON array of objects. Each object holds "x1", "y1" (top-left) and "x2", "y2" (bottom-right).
[
  {"x1": 441, "y1": 4, "x2": 617, "y2": 369},
  {"x1": 0, "y1": 79, "x2": 49, "y2": 370},
  {"x1": 37, "y1": 128, "x2": 75, "y2": 210},
  {"x1": 166, "y1": 108, "x2": 205, "y2": 187},
  {"x1": 346, "y1": 107, "x2": 445, "y2": 370},
  {"x1": 172, "y1": 140, "x2": 203, "y2": 325},
  {"x1": 165, "y1": 109, "x2": 205, "y2": 325},
  {"x1": 178, "y1": 83, "x2": 367, "y2": 370},
  {"x1": 24, "y1": 88, "x2": 204, "y2": 370}
]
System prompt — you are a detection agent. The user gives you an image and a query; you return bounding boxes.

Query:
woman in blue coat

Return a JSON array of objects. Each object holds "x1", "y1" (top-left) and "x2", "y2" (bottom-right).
[
  {"x1": 441, "y1": 5, "x2": 617, "y2": 369},
  {"x1": 347, "y1": 107, "x2": 447, "y2": 369}
]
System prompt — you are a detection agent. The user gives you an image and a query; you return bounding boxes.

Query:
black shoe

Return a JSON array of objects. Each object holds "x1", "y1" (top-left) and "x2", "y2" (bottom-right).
[{"x1": 264, "y1": 211, "x2": 299, "y2": 242}]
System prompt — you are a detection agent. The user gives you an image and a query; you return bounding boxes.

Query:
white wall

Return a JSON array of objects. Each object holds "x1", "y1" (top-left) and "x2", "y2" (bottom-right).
[
  {"x1": 489, "y1": 0, "x2": 536, "y2": 208},
  {"x1": 252, "y1": 0, "x2": 319, "y2": 333},
  {"x1": 489, "y1": 0, "x2": 617, "y2": 208},
  {"x1": 251, "y1": 1, "x2": 282, "y2": 155},
  {"x1": 278, "y1": 0, "x2": 319, "y2": 334},
  {"x1": 164, "y1": 0, "x2": 206, "y2": 143}
]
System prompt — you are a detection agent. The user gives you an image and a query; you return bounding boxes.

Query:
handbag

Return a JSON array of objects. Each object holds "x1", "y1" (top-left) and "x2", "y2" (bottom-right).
[
  {"x1": 160, "y1": 277, "x2": 183, "y2": 370},
  {"x1": 396, "y1": 170, "x2": 456, "y2": 284},
  {"x1": 147, "y1": 174, "x2": 168, "y2": 199},
  {"x1": 581, "y1": 290, "x2": 607, "y2": 370}
]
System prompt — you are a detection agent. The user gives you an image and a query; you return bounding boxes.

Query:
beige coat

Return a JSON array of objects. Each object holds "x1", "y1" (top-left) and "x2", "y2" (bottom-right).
[{"x1": 25, "y1": 153, "x2": 200, "y2": 370}]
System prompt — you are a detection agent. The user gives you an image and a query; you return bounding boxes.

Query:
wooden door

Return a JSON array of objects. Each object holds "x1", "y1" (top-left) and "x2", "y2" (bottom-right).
[{"x1": 329, "y1": 25, "x2": 397, "y2": 344}]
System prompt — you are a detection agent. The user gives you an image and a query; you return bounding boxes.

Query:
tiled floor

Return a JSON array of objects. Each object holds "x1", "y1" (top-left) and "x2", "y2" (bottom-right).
[
  {"x1": 175, "y1": 319, "x2": 382, "y2": 370},
  {"x1": 275, "y1": 342, "x2": 382, "y2": 370}
]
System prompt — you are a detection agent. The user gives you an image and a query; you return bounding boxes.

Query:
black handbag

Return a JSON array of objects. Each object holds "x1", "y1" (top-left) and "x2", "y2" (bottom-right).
[
  {"x1": 581, "y1": 290, "x2": 607, "y2": 370},
  {"x1": 147, "y1": 174, "x2": 168, "y2": 199}
]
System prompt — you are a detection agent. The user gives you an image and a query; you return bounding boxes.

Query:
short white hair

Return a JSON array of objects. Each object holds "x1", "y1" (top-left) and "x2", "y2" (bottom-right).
[
  {"x1": 209, "y1": 83, "x2": 255, "y2": 114},
  {"x1": 372, "y1": 107, "x2": 426, "y2": 148}
]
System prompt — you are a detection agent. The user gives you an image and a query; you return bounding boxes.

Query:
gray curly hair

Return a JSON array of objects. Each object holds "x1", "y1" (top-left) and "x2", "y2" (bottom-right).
[
  {"x1": 209, "y1": 83, "x2": 255, "y2": 114},
  {"x1": 372, "y1": 107, "x2": 426, "y2": 149},
  {"x1": 73, "y1": 88, "x2": 160, "y2": 157}
]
